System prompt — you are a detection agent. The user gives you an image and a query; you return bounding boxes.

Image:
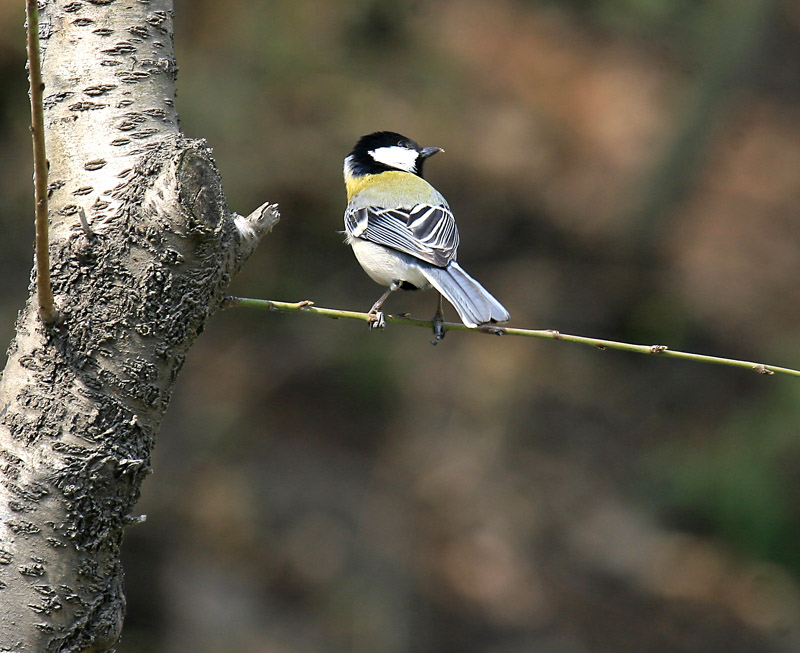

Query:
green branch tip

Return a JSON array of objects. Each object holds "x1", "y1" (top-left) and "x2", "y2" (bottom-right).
[{"x1": 227, "y1": 297, "x2": 800, "y2": 379}]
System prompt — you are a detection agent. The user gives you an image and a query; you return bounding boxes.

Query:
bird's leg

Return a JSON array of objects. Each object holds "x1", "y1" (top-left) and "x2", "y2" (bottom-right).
[
  {"x1": 368, "y1": 281, "x2": 400, "y2": 330},
  {"x1": 430, "y1": 294, "x2": 446, "y2": 344}
]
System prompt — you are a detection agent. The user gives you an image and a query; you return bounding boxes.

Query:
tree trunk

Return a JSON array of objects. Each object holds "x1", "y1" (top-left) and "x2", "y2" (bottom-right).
[{"x1": 0, "y1": 2, "x2": 276, "y2": 650}]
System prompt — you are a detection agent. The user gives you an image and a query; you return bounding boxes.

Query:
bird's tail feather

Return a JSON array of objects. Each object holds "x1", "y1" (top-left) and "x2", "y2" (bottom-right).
[{"x1": 421, "y1": 262, "x2": 510, "y2": 328}]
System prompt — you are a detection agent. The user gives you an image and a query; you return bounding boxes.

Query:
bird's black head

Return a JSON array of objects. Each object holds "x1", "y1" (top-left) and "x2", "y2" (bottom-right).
[{"x1": 344, "y1": 131, "x2": 443, "y2": 178}]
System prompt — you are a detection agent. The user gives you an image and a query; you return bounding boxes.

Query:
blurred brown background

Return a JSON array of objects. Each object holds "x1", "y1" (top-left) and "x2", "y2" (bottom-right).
[{"x1": 3, "y1": 0, "x2": 800, "y2": 651}]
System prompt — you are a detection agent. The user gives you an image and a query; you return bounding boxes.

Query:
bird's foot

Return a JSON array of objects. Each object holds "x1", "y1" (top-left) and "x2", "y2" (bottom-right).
[
  {"x1": 430, "y1": 309, "x2": 446, "y2": 344},
  {"x1": 368, "y1": 310, "x2": 386, "y2": 330}
]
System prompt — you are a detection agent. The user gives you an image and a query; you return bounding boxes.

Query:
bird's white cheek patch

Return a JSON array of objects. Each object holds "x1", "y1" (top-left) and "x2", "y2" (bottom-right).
[{"x1": 369, "y1": 146, "x2": 418, "y2": 172}]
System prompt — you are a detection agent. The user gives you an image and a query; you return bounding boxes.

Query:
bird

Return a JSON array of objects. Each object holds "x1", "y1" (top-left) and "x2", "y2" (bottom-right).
[{"x1": 343, "y1": 131, "x2": 509, "y2": 340}]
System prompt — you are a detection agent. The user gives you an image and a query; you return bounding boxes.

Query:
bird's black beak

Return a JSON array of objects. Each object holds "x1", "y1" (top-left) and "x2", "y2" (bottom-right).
[{"x1": 420, "y1": 146, "x2": 444, "y2": 159}]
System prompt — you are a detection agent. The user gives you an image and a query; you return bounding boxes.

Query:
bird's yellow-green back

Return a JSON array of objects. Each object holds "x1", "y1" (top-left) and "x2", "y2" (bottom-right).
[{"x1": 345, "y1": 170, "x2": 447, "y2": 208}]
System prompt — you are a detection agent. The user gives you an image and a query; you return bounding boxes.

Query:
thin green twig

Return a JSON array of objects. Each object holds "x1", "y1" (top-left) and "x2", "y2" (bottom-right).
[
  {"x1": 26, "y1": 0, "x2": 58, "y2": 325},
  {"x1": 227, "y1": 297, "x2": 800, "y2": 379}
]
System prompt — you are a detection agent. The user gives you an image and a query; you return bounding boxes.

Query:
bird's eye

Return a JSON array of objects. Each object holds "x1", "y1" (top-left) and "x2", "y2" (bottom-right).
[{"x1": 398, "y1": 140, "x2": 411, "y2": 149}]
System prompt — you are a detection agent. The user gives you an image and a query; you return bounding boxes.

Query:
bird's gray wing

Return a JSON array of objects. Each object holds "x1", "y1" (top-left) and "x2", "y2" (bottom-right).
[{"x1": 345, "y1": 203, "x2": 459, "y2": 267}]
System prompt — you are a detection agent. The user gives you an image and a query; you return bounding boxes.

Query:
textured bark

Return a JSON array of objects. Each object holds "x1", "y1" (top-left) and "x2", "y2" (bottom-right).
[{"x1": 0, "y1": 1, "x2": 276, "y2": 650}]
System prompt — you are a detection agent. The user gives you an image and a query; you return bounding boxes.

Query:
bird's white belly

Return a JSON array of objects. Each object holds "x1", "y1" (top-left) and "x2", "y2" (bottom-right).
[{"x1": 350, "y1": 238, "x2": 431, "y2": 289}]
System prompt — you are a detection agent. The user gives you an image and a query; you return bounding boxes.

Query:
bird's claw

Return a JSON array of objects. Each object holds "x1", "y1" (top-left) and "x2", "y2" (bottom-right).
[
  {"x1": 430, "y1": 311, "x2": 446, "y2": 344},
  {"x1": 368, "y1": 310, "x2": 386, "y2": 330}
]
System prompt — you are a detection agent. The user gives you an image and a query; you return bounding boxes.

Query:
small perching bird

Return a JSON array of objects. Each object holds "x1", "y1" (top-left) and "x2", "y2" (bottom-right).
[{"x1": 343, "y1": 131, "x2": 509, "y2": 340}]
